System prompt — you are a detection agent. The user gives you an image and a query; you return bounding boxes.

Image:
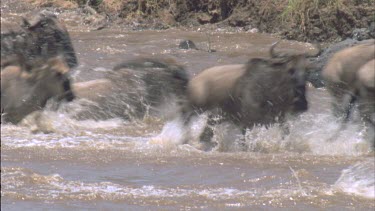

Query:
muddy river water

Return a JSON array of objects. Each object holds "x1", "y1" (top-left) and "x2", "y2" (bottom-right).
[{"x1": 1, "y1": 27, "x2": 375, "y2": 210}]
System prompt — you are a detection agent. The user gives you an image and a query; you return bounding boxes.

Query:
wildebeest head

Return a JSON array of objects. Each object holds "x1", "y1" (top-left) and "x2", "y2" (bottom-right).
[
  {"x1": 243, "y1": 57, "x2": 308, "y2": 117},
  {"x1": 272, "y1": 41, "x2": 321, "y2": 112},
  {"x1": 265, "y1": 42, "x2": 314, "y2": 113},
  {"x1": 1, "y1": 55, "x2": 74, "y2": 124},
  {"x1": 285, "y1": 55, "x2": 309, "y2": 113},
  {"x1": 18, "y1": 55, "x2": 75, "y2": 107},
  {"x1": 21, "y1": 11, "x2": 78, "y2": 69}
]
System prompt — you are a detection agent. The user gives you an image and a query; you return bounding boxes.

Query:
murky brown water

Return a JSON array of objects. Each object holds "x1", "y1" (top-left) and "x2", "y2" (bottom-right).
[{"x1": 2, "y1": 22, "x2": 375, "y2": 210}]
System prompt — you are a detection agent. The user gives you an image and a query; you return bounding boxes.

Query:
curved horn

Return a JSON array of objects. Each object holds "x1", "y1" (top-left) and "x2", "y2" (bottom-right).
[{"x1": 269, "y1": 41, "x2": 281, "y2": 58}]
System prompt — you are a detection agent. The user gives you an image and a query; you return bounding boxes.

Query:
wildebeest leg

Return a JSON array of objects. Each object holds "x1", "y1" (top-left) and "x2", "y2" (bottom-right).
[
  {"x1": 357, "y1": 97, "x2": 375, "y2": 148},
  {"x1": 280, "y1": 122, "x2": 290, "y2": 139},
  {"x1": 198, "y1": 114, "x2": 221, "y2": 150},
  {"x1": 58, "y1": 77, "x2": 75, "y2": 102},
  {"x1": 199, "y1": 125, "x2": 214, "y2": 143},
  {"x1": 331, "y1": 92, "x2": 357, "y2": 122},
  {"x1": 326, "y1": 93, "x2": 358, "y2": 142},
  {"x1": 343, "y1": 93, "x2": 357, "y2": 123},
  {"x1": 180, "y1": 105, "x2": 198, "y2": 144},
  {"x1": 236, "y1": 127, "x2": 248, "y2": 151},
  {"x1": 364, "y1": 121, "x2": 375, "y2": 148}
]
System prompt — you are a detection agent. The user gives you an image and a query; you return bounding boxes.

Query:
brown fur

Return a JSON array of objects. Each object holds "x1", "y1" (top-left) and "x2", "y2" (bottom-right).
[
  {"x1": 72, "y1": 79, "x2": 113, "y2": 102},
  {"x1": 322, "y1": 40, "x2": 375, "y2": 120},
  {"x1": 182, "y1": 54, "x2": 310, "y2": 141},
  {"x1": 188, "y1": 64, "x2": 246, "y2": 108},
  {"x1": 322, "y1": 40, "x2": 374, "y2": 86},
  {"x1": 1, "y1": 56, "x2": 74, "y2": 124},
  {"x1": 70, "y1": 58, "x2": 189, "y2": 120}
]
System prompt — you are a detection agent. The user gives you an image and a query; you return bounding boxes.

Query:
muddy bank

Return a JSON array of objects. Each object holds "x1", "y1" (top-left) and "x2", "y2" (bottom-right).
[{"x1": 13, "y1": 0, "x2": 374, "y2": 42}]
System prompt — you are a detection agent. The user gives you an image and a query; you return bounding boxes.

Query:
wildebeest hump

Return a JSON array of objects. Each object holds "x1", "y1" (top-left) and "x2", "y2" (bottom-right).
[
  {"x1": 323, "y1": 40, "x2": 374, "y2": 86},
  {"x1": 188, "y1": 64, "x2": 245, "y2": 108}
]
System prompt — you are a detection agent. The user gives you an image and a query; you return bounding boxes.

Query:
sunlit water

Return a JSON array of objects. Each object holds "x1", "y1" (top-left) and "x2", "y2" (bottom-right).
[{"x1": 1, "y1": 12, "x2": 374, "y2": 210}]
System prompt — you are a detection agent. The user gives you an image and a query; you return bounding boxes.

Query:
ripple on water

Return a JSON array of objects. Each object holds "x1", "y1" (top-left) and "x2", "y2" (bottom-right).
[{"x1": 0, "y1": 167, "x2": 343, "y2": 207}]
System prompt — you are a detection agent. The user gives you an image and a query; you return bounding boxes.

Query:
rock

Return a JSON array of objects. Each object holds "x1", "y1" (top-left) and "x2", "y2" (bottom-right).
[
  {"x1": 248, "y1": 28, "x2": 259, "y2": 33},
  {"x1": 352, "y1": 28, "x2": 370, "y2": 41},
  {"x1": 369, "y1": 22, "x2": 375, "y2": 38},
  {"x1": 178, "y1": 40, "x2": 198, "y2": 50}
]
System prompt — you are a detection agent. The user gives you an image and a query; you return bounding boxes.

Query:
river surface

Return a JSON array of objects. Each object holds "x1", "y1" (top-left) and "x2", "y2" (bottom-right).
[{"x1": 1, "y1": 19, "x2": 375, "y2": 210}]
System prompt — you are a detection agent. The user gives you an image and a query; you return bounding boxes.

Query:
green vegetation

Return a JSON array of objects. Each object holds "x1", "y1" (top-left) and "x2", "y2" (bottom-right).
[
  {"x1": 27, "y1": 0, "x2": 374, "y2": 42},
  {"x1": 280, "y1": 0, "x2": 347, "y2": 31}
]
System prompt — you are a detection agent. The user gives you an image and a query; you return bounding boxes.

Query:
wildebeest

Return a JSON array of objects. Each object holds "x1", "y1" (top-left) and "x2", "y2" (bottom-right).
[
  {"x1": 180, "y1": 42, "x2": 318, "y2": 144},
  {"x1": 70, "y1": 57, "x2": 189, "y2": 121},
  {"x1": 1, "y1": 11, "x2": 78, "y2": 70},
  {"x1": 1, "y1": 56, "x2": 75, "y2": 124},
  {"x1": 307, "y1": 39, "x2": 375, "y2": 88},
  {"x1": 322, "y1": 39, "x2": 374, "y2": 122}
]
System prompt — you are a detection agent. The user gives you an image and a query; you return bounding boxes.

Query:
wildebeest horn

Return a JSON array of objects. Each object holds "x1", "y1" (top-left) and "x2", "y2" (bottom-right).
[{"x1": 270, "y1": 41, "x2": 281, "y2": 58}]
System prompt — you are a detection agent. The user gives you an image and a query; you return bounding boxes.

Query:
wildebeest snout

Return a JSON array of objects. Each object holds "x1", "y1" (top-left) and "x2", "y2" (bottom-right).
[
  {"x1": 289, "y1": 64, "x2": 308, "y2": 113},
  {"x1": 61, "y1": 76, "x2": 75, "y2": 102},
  {"x1": 293, "y1": 84, "x2": 308, "y2": 112}
]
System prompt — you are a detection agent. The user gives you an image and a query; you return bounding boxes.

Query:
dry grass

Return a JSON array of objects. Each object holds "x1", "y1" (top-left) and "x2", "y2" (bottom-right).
[
  {"x1": 280, "y1": 0, "x2": 348, "y2": 31},
  {"x1": 27, "y1": 0, "x2": 79, "y2": 9}
]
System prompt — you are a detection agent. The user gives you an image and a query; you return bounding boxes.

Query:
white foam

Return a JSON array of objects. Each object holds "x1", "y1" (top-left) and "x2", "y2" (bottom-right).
[
  {"x1": 148, "y1": 117, "x2": 186, "y2": 146},
  {"x1": 333, "y1": 158, "x2": 375, "y2": 199},
  {"x1": 2, "y1": 167, "x2": 314, "y2": 201},
  {"x1": 149, "y1": 115, "x2": 207, "y2": 148}
]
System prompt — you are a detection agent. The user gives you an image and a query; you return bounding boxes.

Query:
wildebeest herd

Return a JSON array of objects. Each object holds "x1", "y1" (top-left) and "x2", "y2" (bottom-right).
[{"x1": 1, "y1": 12, "x2": 374, "y2": 148}]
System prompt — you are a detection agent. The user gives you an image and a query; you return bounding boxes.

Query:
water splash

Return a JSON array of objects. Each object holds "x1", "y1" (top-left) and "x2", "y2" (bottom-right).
[
  {"x1": 333, "y1": 158, "x2": 375, "y2": 199},
  {"x1": 155, "y1": 109, "x2": 373, "y2": 155}
]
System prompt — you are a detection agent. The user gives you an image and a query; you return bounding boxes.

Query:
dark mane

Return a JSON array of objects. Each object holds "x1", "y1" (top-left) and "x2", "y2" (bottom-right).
[{"x1": 1, "y1": 11, "x2": 77, "y2": 70}]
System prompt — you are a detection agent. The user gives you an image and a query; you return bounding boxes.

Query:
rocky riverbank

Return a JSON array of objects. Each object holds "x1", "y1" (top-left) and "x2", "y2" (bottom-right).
[{"x1": 12, "y1": 0, "x2": 374, "y2": 43}]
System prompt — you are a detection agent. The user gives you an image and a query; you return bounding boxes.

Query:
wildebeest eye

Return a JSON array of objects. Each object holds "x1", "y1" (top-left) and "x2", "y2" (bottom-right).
[{"x1": 55, "y1": 72, "x2": 63, "y2": 79}]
